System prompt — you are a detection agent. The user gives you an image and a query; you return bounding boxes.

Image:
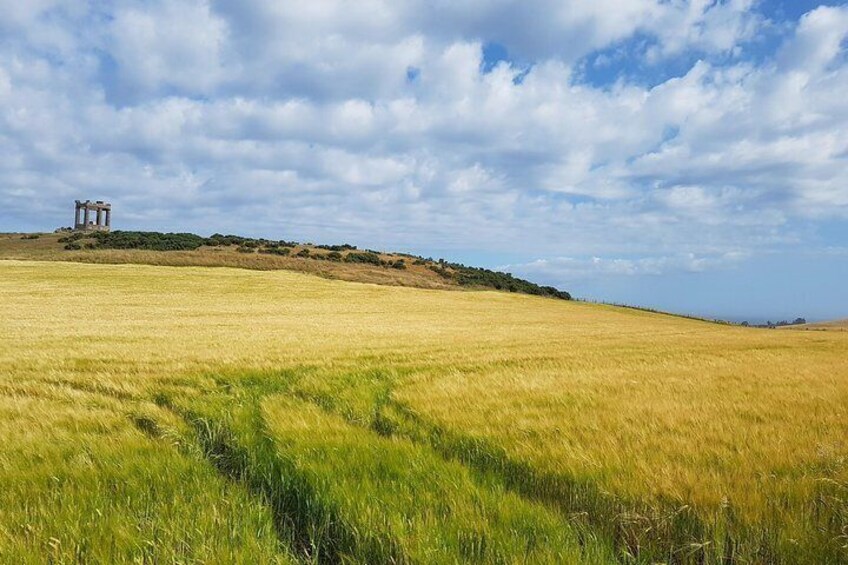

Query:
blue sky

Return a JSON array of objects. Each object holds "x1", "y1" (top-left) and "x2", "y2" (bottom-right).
[{"x1": 0, "y1": 1, "x2": 847, "y2": 322}]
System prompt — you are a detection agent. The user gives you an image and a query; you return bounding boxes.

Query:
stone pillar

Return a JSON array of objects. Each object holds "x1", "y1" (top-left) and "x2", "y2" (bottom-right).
[
  {"x1": 105, "y1": 209, "x2": 111, "y2": 229},
  {"x1": 83, "y1": 206, "x2": 90, "y2": 227},
  {"x1": 96, "y1": 208, "x2": 103, "y2": 227},
  {"x1": 74, "y1": 204, "x2": 81, "y2": 228}
]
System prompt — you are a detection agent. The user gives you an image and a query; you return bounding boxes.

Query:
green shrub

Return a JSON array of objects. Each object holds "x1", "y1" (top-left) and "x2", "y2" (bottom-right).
[
  {"x1": 315, "y1": 244, "x2": 357, "y2": 252},
  {"x1": 448, "y1": 263, "x2": 571, "y2": 300},
  {"x1": 424, "y1": 261, "x2": 571, "y2": 299},
  {"x1": 260, "y1": 247, "x2": 290, "y2": 257},
  {"x1": 205, "y1": 233, "x2": 247, "y2": 247},
  {"x1": 344, "y1": 252, "x2": 382, "y2": 266},
  {"x1": 58, "y1": 233, "x2": 86, "y2": 244},
  {"x1": 391, "y1": 259, "x2": 406, "y2": 270},
  {"x1": 429, "y1": 265, "x2": 453, "y2": 280},
  {"x1": 91, "y1": 231, "x2": 207, "y2": 251}
]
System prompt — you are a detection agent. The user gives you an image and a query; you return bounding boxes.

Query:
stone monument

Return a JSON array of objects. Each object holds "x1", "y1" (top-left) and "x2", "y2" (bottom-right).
[{"x1": 74, "y1": 200, "x2": 111, "y2": 232}]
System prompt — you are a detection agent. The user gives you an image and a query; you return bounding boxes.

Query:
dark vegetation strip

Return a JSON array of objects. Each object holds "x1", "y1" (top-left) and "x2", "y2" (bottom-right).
[
  {"x1": 151, "y1": 374, "x2": 601, "y2": 563},
  {"x1": 377, "y1": 399, "x2": 769, "y2": 565},
  {"x1": 58, "y1": 230, "x2": 572, "y2": 300},
  {"x1": 140, "y1": 369, "x2": 843, "y2": 564},
  {"x1": 155, "y1": 392, "x2": 405, "y2": 564},
  {"x1": 130, "y1": 414, "x2": 163, "y2": 439},
  {"x1": 288, "y1": 377, "x2": 685, "y2": 563},
  {"x1": 151, "y1": 366, "x2": 845, "y2": 564},
  {"x1": 378, "y1": 399, "x2": 848, "y2": 564},
  {"x1": 262, "y1": 395, "x2": 604, "y2": 563},
  {"x1": 427, "y1": 261, "x2": 571, "y2": 299},
  {"x1": 124, "y1": 397, "x2": 301, "y2": 564},
  {"x1": 288, "y1": 381, "x2": 663, "y2": 562}
]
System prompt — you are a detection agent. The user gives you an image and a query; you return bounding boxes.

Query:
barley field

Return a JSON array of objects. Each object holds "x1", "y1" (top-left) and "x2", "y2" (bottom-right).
[{"x1": 1, "y1": 260, "x2": 846, "y2": 563}]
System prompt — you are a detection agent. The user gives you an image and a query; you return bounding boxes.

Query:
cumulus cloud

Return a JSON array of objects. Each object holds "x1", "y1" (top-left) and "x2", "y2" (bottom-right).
[
  {"x1": 646, "y1": 0, "x2": 763, "y2": 59},
  {"x1": 502, "y1": 251, "x2": 751, "y2": 282},
  {"x1": 0, "y1": 0, "x2": 846, "y2": 285},
  {"x1": 107, "y1": 0, "x2": 228, "y2": 101}
]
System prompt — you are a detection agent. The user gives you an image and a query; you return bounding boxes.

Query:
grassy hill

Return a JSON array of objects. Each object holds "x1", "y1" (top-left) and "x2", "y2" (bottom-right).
[
  {"x1": 1, "y1": 259, "x2": 846, "y2": 563},
  {"x1": 0, "y1": 231, "x2": 570, "y2": 299}
]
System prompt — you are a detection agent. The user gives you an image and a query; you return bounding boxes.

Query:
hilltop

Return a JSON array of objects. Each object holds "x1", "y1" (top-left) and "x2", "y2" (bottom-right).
[{"x1": 0, "y1": 231, "x2": 570, "y2": 300}]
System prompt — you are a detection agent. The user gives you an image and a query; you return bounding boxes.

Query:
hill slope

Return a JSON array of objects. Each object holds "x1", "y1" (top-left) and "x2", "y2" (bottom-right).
[
  {"x1": 1, "y1": 260, "x2": 846, "y2": 563},
  {"x1": 0, "y1": 231, "x2": 570, "y2": 299}
]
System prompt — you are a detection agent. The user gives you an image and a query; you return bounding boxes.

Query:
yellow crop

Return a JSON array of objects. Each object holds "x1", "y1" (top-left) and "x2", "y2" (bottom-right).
[{"x1": 1, "y1": 260, "x2": 845, "y2": 563}]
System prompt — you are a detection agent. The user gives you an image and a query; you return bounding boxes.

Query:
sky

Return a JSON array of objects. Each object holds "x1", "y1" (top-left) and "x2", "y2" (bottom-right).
[{"x1": 0, "y1": 1, "x2": 846, "y2": 322}]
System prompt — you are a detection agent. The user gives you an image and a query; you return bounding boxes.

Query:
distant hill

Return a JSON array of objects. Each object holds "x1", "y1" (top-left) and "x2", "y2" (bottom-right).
[
  {"x1": 0, "y1": 231, "x2": 571, "y2": 300},
  {"x1": 779, "y1": 318, "x2": 848, "y2": 331}
]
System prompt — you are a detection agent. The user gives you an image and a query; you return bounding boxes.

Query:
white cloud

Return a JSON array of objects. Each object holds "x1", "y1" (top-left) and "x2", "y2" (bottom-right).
[
  {"x1": 646, "y1": 0, "x2": 763, "y2": 60},
  {"x1": 777, "y1": 5, "x2": 848, "y2": 73},
  {"x1": 503, "y1": 251, "x2": 751, "y2": 282},
  {"x1": 0, "y1": 1, "x2": 846, "y2": 273},
  {"x1": 108, "y1": 0, "x2": 228, "y2": 99}
]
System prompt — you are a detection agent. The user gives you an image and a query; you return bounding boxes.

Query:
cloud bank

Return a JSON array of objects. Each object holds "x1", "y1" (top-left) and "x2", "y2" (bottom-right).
[{"x1": 0, "y1": 1, "x2": 847, "y2": 289}]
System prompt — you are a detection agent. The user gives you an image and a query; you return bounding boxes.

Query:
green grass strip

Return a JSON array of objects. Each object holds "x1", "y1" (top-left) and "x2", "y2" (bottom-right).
[{"x1": 261, "y1": 394, "x2": 614, "y2": 564}]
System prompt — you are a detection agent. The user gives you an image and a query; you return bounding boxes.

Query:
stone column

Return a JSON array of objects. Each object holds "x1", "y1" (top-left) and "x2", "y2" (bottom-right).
[
  {"x1": 105, "y1": 209, "x2": 111, "y2": 229},
  {"x1": 83, "y1": 206, "x2": 90, "y2": 228},
  {"x1": 96, "y1": 208, "x2": 103, "y2": 227},
  {"x1": 74, "y1": 204, "x2": 81, "y2": 228}
]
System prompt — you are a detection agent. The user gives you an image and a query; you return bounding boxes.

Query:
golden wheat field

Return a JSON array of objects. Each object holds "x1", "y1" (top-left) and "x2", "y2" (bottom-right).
[{"x1": 1, "y1": 259, "x2": 846, "y2": 564}]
